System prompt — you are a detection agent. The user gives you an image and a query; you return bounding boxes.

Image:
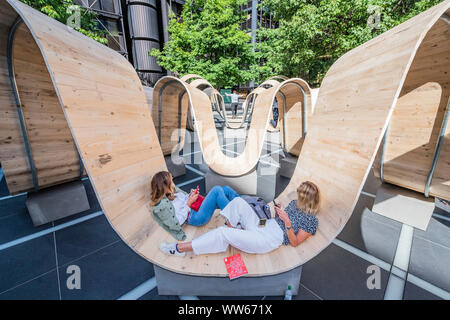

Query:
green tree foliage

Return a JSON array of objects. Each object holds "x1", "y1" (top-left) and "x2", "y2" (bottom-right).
[
  {"x1": 258, "y1": 0, "x2": 443, "y2": 87},
  {"x1": 21, "y1": 0, "x2": 107, "y2": 44},
  {"x1": 150, "y1": 0, "x2": 258, "y2": 88}
]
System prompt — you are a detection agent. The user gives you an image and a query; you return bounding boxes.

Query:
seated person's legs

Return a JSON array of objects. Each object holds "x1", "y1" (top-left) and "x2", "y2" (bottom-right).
[
  {"x1": 187, "y1": 186, "x2": 238, "y2": 226},
  {"x1": 221, "y1": 185, "x2": 240, "y2": 203},
  {"x1": 220, "y1": 197, "x2": 260, "y2": 230},
  {"x1": 191, "y1": 226, "x2": 279, "y2": 255}
]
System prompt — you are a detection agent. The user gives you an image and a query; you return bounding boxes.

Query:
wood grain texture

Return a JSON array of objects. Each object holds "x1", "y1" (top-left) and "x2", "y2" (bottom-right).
[
  {"x1": 2, "y1": 0, "x2": 449, "y2": 278},
  {"x1": 0, "y1": 7, "x2": 31, "y2": 194},
  {"x1": 373, "y1": 17, "x2": 450, "y2": 200},
  {"x1": 275, "y1": 2, "x2": 450, "y2": 272},
  {"x1": 0, "y1": 8, "x2": 82, "y2": 194}
]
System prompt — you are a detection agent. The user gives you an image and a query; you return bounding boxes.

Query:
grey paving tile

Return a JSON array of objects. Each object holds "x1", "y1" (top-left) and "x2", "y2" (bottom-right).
[
  {"x1": 59, "y1": 241, "x2": 153, "y2": 300},
  {"x1": 0, "y1": 174, "x2": 10, "y2": 197},
  {"x1": 433, "y1": 206, "x2": 450, "y2": 227},
  {"x1": 295, "y1": 284, "x2": 322, "y2": 300},
  {"x1": 0, "y1": 209, "x2": 51, "y2": 244},
  {"x1": 301, "y1": 243, "x2": 389, "y2": 300},
  {"x1": 275, "y1": 176, "x2": 290, "y2": 198},
  {"x1": 0, "y1": 234, "x2": 56, "y2": 293},
  {"x1": 173, "y1": 168, "x2": 201, "y2": 186},
  {"x1": 338, "y1": 197, "x2": 401, "y2": 265},
  {"x1": 362, "y1": 168, "x2": 381, "y2": 195},
  {"x1": 409, "y1": 218, "x2": 450, "y2": 292},
  {"x1": 139, "y1": 288, "x2": 180, "y2": 300},
  {"x1": 263, "y1": 284, "x2": 321, "y2": 300},
  {"x1": 0, "y1": 270, "x2": 59, "y2": 300},
  {"x1": 55, "y1": 215, "x2": 120, "y2": 267},
  {"x1": 403, "y1": 281, "x2": 442, "y2": 300},
  {"x1": 178, "y1": 179, "x2": 206, "y2": 195},
  {"x1": 0, "y1": 193, "x2": 28, "y2": 219},
  {"x1": 337, "y1": 194, "x2": 375, "y2": 253}
]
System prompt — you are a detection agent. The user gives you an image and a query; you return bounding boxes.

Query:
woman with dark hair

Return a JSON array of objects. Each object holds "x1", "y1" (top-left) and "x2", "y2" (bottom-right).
[{"x1": 150, "y1": 171, "x2": 240, "y2": 240}]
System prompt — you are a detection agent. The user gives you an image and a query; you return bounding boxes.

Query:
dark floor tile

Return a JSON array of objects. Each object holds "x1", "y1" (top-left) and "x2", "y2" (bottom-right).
[
  {"x1": 301, "y1": 243, "x2": 389, "y2": 300},
  {"x1": 184, "y1": 153, "x2": 207, "y2": 168},
  {"x1": 263, "y1": 283, "x2": 320, "y2": 300},
  {"x1": 173, "y1": 168, "x2": 201, "y2": 186},
  {"x1": 403, "y1": 281, "x2": 442, "y2": 300},
  {"x1": 59, "y1": 241, "x2": 153, "y2": 300},
  {"x1": 0, "y1": 234, "x2": 56, "y2": 293},
  {"x1": 0, "y1": 210, "x2": 51, "y2": 244},
  {"x1": 295, "y1": 284, "x2": 322, "y2": 300},
  {"x1": 337, "y1": 195, "x2": 402, "y2": 265},
  {"x1": 0, "y1": 173, "x2": 10, "y2": 197},
  {"x1": 139, "y1": 288, "x2": 179, "y2": 300},
  {"x1": 337, "y1": 194, "x2": 375, "y2": 253},
  {"x1": 0, "y1": 193, "x2": 28, "y2": 219},
  {"x1": 178, "y1": 179, "x2": 206, "y2": 195},
  {"x1": 55, "y1": 215, "x2": 120, "y2": 267},
  {"x1": 362, "y1": 168, "x2": 381, "y2": 195},
  {"x1": 275, "y1": 176, "x2": 290, "y2": 198},
  {"x1": 260, "y1": 295, "x2": 283, "y2": 300},
  {"x1": 408, "y1": 218, "x2": 450, "y2": 292},
  {"x1": 433, "y1": 206, "x2": 450, "y2": 227},
  {"x1": 0, "y1": 270, "x2": 59, "y2": 300}
]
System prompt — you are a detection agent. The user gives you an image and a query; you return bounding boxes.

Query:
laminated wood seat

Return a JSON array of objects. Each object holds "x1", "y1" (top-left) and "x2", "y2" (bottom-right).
[{"x1": 1, "y1": 0, "x2": 448, "y2": 278}]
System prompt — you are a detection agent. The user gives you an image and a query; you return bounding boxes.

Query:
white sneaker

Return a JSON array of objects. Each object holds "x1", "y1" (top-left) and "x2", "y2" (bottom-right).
[{"x1": 159, "y1": 242, "x2": 186, "y2": 257}]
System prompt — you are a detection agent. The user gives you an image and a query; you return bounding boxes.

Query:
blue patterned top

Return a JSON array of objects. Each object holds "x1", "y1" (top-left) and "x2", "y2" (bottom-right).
[{"x1": 275, "y1": 200, "x2": 319, "y2": 245}]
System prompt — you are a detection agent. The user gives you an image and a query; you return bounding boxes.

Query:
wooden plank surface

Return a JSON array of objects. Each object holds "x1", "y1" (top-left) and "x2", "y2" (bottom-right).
[
  {"x1": 0, "y1": 8, "x2": 33, "y2": 193},
  {"x1": 3, "y1": 0, "x2": 449, "y2": 278},
  {"x1": 0, "y1": 8, "x2": 82, "y2": 194},
  {"x1": 373, "y1": 17, "x2": 450, "y2": 200}
]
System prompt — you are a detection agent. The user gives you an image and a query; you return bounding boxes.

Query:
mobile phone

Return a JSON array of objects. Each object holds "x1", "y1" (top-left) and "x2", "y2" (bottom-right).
[
  {"x1": 272, "y1": 200, "x2": 280, "y2": 218},
  {"x1": 258, "y1": 219, "x2": 267, "y2": 227}
]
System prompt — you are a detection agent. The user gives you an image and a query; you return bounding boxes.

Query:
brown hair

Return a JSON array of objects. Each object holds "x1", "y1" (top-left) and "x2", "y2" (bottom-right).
[
  {"x1": 151, "y1": 171, "x2": 175, "y2": 204},
  {"x1": 296, "y1": 181, "x2": 320, "y2": 215}
]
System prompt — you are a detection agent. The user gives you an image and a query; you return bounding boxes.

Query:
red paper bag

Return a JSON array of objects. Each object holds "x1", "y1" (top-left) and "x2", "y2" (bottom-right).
[{"x1": 224, "y1": 253, "x2": 248, "y2": 280}]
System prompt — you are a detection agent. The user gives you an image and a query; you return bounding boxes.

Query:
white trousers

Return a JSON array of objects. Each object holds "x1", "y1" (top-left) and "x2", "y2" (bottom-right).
[{"x1": 191, "y1": 197, "x2": 284, "y2": 255}]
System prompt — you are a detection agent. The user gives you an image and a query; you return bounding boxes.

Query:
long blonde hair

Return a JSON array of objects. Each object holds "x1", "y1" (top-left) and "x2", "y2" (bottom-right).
[
  {"x1": 150, "y1": 171, "x2": 175, "y2": 204},
  {"x1": 296, "y1": 181, "x2": 320, "y2": 215}
]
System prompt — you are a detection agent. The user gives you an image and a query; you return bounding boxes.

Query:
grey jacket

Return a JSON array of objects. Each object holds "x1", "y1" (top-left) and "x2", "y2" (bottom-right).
[{"x1": 152, "y1": 186, "x2": 187, "y2": 241}]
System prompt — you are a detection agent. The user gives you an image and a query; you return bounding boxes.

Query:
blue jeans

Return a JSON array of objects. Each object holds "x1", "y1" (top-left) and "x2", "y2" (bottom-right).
[{"x1": 187, "y1": 186, "x2": 240, "y2": 226}]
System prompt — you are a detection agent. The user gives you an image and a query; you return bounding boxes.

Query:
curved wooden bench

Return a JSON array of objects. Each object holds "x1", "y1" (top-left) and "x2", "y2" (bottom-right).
[
  {"x1": 269, "y1": 75, "x2": 289, "y2": 82},
  {"x1": 181, "y1": 74, "x2": 205, "y2": 83},
  {"x1": 372, "y1": 14, "x2": 450, "y2": 201},
  {"x1": 0, "y1": 8, "x2": 83, "y2": 194},
  {"x1": 154, "y1": 76, "x2": 312, "y2": 175},
  {"x1": 1, "y1": 0, "x2": 449, "y2": 279}
]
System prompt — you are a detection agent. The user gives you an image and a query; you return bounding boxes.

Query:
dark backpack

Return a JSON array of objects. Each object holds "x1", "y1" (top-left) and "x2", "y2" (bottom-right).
[{"x1": 243, "y1": 196, "x2": 271, "y2": 221}]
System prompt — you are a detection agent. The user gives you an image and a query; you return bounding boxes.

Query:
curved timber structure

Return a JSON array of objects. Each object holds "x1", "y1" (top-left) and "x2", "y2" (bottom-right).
[
  {"x1": 0, "y1": 0, "x2": 449, "y2": 280},
  {"x1": 153, "y1": 76, "x2": 312, "y2": 175}
]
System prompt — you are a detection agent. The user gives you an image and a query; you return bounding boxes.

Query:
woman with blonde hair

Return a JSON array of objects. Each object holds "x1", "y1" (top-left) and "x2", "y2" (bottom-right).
[{"x1": 160, "y1": 181, "x2": 320, "y2": 256}]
